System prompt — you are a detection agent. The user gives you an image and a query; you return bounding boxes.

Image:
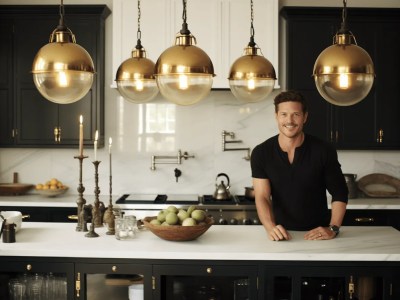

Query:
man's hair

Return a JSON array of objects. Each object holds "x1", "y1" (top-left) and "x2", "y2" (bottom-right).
[{"x1": 273, "y1": 90, "x2": 308, "y2": 114}]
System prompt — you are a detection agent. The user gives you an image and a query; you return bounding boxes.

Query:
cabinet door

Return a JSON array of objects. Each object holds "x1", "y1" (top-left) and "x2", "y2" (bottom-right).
[
  {"x1": 0, "y1": 259, "x2": 74, "y2": 300},
  {"x1": 0, "y1": 19, "x2": 14, "y2": 146},
  {"x1": 75, "y1": 263, "x2": 152, "y2": 300},
  {"x1": 153, "y1": 263, "x2": 258, "y2": 300}
]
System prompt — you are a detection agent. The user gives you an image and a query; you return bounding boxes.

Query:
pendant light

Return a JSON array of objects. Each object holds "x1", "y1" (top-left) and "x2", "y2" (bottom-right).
[
  {"x1": 154, "y1": 0, "x2": 215, "y2": 106},
  {"x1": 32, "y1": 0, "x2": 95, "y2": 104},
  {"x1": 115, "y1": 0, "x2": 158, "y2": 103},
  {"x1": 228, "y1": 0, "x2": 276, "y2": 103},
  {"x1": 313, "y1": 0, "x2": 375, "y2": 106}
]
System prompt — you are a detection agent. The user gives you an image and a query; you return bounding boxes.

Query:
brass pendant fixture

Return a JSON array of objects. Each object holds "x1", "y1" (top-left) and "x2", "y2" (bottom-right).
[
  {"x1": 154, "y1": 0, "x2": 215, "y2": 106},
  {"x1": 32, "y1": 0, "x2": 94, "y2": 104},
  {"x1": 228, "y1": 0, "x2": 276, "y2": 103},
  {"x1": 313, "y1": 0, "x2": 375, "y2": 106},
  {"x1": 115, "y1": 0, "x2": 158, "y2": 103}
]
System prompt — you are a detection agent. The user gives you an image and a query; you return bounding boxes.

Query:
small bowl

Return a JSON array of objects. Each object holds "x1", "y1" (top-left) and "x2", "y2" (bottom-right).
[
  {"x1": 143, "y1": 216, "x2": 214, "y2": 241},
  {"x1": 35, "y1": 186, "x2": 69, "y2": 197},
  {"x1": 0, "y1": 211, "x2": 22, "y2": 232}
]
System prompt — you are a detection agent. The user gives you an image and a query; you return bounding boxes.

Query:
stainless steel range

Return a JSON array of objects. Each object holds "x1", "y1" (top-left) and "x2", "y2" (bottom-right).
[{"x1": 115, "y1": 194, "x2": 260, "y2": 225}]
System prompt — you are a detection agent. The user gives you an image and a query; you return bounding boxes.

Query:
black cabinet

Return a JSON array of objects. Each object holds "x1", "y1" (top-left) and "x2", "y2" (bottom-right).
[
  {"x1": 282, "y1": 7, "x2": 400, "y2": 150},
  {"x1": 0, "y1": 5, "x2": 110, "y2": 148},
  {"x1": 343, "y1": 209, "x2": 400, "y2": 230},
  {"x1": 0, "y1": 206, "x2": 76, "y2": 222}
]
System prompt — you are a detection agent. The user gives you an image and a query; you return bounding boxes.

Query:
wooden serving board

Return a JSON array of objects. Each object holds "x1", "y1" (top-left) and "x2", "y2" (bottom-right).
[{"x1": 357, "y1": 173, "x2": 400, "y2": 198}]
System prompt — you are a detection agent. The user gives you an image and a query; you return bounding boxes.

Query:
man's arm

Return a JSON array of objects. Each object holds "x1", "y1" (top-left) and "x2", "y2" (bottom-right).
[
  {"x1": 330, "y1": 200, "x2": 347, "y2": 228},
  {"x1": 253, "y1": 178, "x2": 291, "y2": 241}
]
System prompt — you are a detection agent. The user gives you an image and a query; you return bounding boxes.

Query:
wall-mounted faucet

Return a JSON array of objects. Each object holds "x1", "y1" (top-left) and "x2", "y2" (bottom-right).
[
  {"x1": 222, "y1": 130, "x2": 251, "y2": 161},
  {"x1": 151, "y1": 149, "x2": 195, "y2": 171}
]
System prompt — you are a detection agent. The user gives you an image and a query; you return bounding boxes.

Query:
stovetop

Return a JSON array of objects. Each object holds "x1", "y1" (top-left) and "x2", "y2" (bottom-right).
[{"x1": 116, "y1": 194, "x2": 255, "y2": 206}]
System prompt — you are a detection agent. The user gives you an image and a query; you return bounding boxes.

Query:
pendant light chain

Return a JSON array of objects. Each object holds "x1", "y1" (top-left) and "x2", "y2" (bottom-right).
[
  {"x1": 58, "y1": 0, "x2": 65, "y2": 27},
  {"x1": 180, "y1": 0, "x2": 190, "y2": 35},
  {"x1": 137, "y1": 0, "x2": 142, "y2": 42},
  {"x1": 249, "y1": 0, "x2": 256, "y2": 47},
  {"x1": 339, "y1": 0, "x2": 348, "y2": 33}
]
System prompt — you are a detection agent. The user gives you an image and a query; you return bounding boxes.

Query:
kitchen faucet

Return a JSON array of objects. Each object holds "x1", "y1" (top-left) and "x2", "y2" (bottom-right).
[
  {"x1": 221, "y1": 130, "x2": 251, "y2": 160},
  {"x1": 150, "y1": 150, "x2": 195, "y2": 171}
]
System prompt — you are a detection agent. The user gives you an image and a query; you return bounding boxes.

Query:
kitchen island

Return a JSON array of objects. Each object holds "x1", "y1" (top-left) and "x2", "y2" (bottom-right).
[{"x1": 1, "y1": 222, "x2": 399, "y2": 299}]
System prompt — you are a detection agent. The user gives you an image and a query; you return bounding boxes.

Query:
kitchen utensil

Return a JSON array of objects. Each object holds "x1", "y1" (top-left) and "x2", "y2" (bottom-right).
[
  {"x1": 213, "y1": 173, "x2": 231, "y2": 200},
  {"x1": 343, "y1": 173, "x2": 358, "y2": 199},
  {"x1": 0, "y1": 211, "x2": 23, "y2": 232},
  {"x1": 143, "y1": 216, "x2": 213, "y2": 241},
  {"x1": 244, "y1": 186, "x2": 255, "y2": 199}
]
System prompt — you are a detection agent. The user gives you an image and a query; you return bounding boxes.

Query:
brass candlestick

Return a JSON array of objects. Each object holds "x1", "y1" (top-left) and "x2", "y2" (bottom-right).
[
  {"x1": 85, "y1": 160, "x2": 101, "y2": 238},
  {"x1": 74, "y1": 155, "x2": 88, "y2": 232},
  {"x1": 104, "y1": 173, "x2": 116, "y2": 235}
]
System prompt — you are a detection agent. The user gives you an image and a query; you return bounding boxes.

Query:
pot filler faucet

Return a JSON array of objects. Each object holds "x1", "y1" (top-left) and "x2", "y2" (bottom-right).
[
  {"x1": 151, "y1": 149, "x2": 195, "y2": 171},
  {"x1": 222, "y1": 130, "x2": 251, "y2": 160}
]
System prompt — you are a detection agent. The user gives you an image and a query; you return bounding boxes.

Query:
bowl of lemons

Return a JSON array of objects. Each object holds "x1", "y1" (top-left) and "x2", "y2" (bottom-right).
[
  {"x1": 35, "y1": 178, "x2": 68, "y2": 197},
  {"x1": 143, "y1": 205, "x2": 214, "y2": 241}
]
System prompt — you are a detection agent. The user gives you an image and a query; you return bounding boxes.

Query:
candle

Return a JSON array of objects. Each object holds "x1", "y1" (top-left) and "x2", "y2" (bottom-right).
[
  {"x1": 109, "y1": 137, "x2": 112, "y2": 174},
  {"x1": 94, "y1": 130, "x2": 98, "y2": 161},
  {"x1": 79, "y1": 115, "x2": 83, "y2": 156}
]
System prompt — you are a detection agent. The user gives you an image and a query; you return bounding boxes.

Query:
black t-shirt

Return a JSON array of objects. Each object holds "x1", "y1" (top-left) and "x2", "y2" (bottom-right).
[{"x1": 251, "y1": 134, "x2": 348, "y2": 230}]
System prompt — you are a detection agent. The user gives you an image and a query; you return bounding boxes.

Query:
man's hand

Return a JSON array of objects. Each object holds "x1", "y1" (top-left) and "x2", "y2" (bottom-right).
[
  {"x1": 304, "y1": 226, "x2": 336, "y2": 240},
  {"x1": 268, "y1": 224, "x2": 292, "y2": 241}
]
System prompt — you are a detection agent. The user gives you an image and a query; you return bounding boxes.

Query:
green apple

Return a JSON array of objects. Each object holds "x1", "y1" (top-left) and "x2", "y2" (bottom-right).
[
  {"x1": 157, "y1": 211, "x2": 167, "y2": 223},
  {"x1": 177, "y1": 210, "x2": 190, "y2": 223},
  {"x1": 182, "y1": 218, "x2": 197, "y2": 226},
  {"x1": 167, "y1": 205, "x2": 178, "y2": 213},
  {"x1": 191, "y1": 209, "x2": 206, "y2": 222},
  {"x1": 150, "y1": 219, "x2": 161, "y2": 225},
  {"x1": 187, "y1": 205, "x2": 196, "y2": 215},
  {"x1": 165, "y1": 212, "x2": 179, "y2": 225}
]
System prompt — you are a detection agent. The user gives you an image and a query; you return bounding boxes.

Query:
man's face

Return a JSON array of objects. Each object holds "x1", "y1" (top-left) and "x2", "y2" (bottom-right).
[{"x1": 275, "y1": 101, "x2": 308, "y2": 139}]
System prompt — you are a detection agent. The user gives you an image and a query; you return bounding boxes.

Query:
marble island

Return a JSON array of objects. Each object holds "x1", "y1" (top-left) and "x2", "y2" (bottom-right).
[{"x1": 1, "y1": 222, "x2": 400, "y2": 262}]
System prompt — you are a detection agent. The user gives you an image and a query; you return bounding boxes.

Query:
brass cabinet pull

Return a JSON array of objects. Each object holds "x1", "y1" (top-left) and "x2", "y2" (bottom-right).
[
  {"x1": 76, "y1": 272, "x2": 81, "y2": 297},
  {"x1": 348, "y1": 275, "x2": 355, "y2": 298},
  {"x1": 112, "y1": 266, "x2": 117, "y2": 272},
  {"x1": 377, "y1": 128, "x2": 384, "y2": 143},
  {"x1": 68, "y1": 215, "x2": 78, "y2": 220},
  {"x1": 206, "y1": 267, "x2": 212, "y2": 274},
  {"x1": 26, "y1": 264, "x2": 32, "y2": 271},
  {"x1": 12, "y1": 129, "x2": 18, "y2": 138},
  {"x1": 54, "y1": 126, "x2": 61, "y2": 143},
  {"x1": 22, "y1": 214, "x2": 30, "y2": 220},
  {"x1": 152, "y1": 276, "x2": 156, "y2": 290},
  {"x1": 355, "y1": 217, "x2": 374, "y2": 223}
]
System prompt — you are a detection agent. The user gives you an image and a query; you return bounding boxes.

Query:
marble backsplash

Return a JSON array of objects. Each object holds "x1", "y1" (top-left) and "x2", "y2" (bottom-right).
[{"x1": 1, "y1": 89, "x2": 400, "y2": 198}]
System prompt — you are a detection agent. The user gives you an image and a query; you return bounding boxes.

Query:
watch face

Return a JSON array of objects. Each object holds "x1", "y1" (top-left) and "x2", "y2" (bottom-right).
[{"x1": 330, "y1": 225, "x2": 339, "y2": 234}]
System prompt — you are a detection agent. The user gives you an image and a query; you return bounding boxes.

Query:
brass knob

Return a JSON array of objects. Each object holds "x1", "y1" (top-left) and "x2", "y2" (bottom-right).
[
  {"x1": 112, "y1": 266, "x2": 117, "y2": 272},
  {"x1": 68, "y1": 215, "x2": 78, "y2": 220},
  {"x1": 26, "y1": 264, "x2": 32, "y2": 271},
  {"x1": 206, "y1": 267, "x2": 212, "y2": 274},
  {"x1": 355, "y1": 217, "x2": 374, "y2": 223}
]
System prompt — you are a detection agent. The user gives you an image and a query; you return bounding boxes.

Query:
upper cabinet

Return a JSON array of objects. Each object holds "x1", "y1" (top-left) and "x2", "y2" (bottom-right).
[
  {"x1": 282, "y1": 7, "x2": 400, "y2": 150},
  {"x1": 0, "y1": 5, "x2": 110, "y2": 148},
  {"x1": 112, "y1": 0, "x2": 279, "y2": 89}
]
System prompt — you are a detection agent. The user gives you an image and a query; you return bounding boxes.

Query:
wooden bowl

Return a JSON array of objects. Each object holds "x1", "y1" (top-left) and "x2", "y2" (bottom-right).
[
  {"x1": 35, "y1": 186, "x2": 69, "y2": 197},
  {"x1": 0, "y1": 183, "x2": 34, "y2": 196},
  {"x1": 143, "y1": 216, "x2": 214, "y2": 241}
]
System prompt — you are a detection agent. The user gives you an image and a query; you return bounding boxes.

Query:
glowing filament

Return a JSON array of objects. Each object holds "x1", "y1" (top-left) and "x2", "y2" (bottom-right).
[
  {"x1": 247, "y1": 79, "x2": 255, "y2": 90},
  {"x1": 339, "y1": 73, "x2": 349, "y2": 89},
  {"x1": 179, "y1": 75, "x2": 188, "y2": 90}
]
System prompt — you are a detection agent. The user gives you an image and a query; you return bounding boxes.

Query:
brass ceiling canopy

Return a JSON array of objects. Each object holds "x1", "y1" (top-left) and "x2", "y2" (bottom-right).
[
  {"x1": 313, "y1": 0, "x2": 375, "y2": 106},
  {"x1": 115, "y1": 0, "x2": 158, "y2": 103},
  {"x1": 32, "y1": 0, "x2": 94, "y2": 104},
  {"x1": 228, "y1": 0, "x2": 276, "y2": 103},
  {"x1": 154, "y1": 0, "x2": 215, "y2": 106}
]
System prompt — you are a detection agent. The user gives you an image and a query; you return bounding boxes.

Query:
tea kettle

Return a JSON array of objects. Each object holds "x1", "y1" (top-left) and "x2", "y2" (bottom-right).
[{"x1": 213, "y1": 173, "x2": 231, "y2": 200}]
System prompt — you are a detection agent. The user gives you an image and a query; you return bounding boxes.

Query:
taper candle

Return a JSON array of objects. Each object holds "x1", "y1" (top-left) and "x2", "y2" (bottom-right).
[
  {"x1": 108, "y1": 137, "x2": 112, "y2": 174},
  {"x1": 94, "y1": 130, "x2": 98, "y2": 161},
  {"x1": 79, "y1": 115, "x2": 83, "y2": 156}
]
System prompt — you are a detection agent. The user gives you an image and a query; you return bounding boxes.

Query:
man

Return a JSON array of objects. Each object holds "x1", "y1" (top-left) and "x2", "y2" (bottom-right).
[{"x1": 251, "y1": 91, "x2": 348, "y2": 241}]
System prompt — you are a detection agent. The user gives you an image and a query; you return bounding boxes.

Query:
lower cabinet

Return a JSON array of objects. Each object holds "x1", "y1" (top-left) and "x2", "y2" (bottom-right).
[
  {"x1": 0, "y1": 258, "x2": 74, "y2": 300},
  {"x1": 0, "y1": 206, "x2": 77, "y2": 222},
  {"x1": 343, "y1": 210, "x2": 400, "y2": 230},
  {"x1": 152, "y1": 263, "x2": 258, "y2": 299},
  {"x1": 0, "y1": 258, "x2": 399, "y2": 300}
]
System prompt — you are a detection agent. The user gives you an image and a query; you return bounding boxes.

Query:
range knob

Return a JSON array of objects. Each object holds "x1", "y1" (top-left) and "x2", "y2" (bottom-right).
[
  {"x1": 229, "y1": 218, "x2": 238, "y2": 225},
  {"x1": 242, "y1": 218, "x2": 252, "y2": 225},
  {"x1": 218, "y1": 218, "x2": 228, "y2": 225},
  {"x1": 252, "y1": 219, "x2": 260, "y2": 225}
]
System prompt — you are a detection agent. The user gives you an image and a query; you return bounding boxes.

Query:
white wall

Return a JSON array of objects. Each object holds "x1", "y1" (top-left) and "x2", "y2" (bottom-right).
[{"x1": 1, "y1": 0, "x2": 400, "y2": 197}]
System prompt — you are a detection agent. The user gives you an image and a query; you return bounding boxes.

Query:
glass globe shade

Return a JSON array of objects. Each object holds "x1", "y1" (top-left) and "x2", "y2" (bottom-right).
[
  {"x1": 313, "y1": 36, "x2": 375, "y2": 106},
  {"x1": 116, "y1": 50, "x2": 158, "y2": 103},
  {"x1": 229, "y1": 47, "x2": 276, "y2": 103},
  {"x1": 155, "y1": 34, "x2": 215, "y2": 106},
  {"x1": 32, "y1": 31, "x2": 94, "y2": 104}
]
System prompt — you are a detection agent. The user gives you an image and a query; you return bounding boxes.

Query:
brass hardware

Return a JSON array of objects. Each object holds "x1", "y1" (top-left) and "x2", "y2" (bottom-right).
[
  {"x1": 348, "y1": 275, "x2": 355, "y2": 299},
  {"x1": 152, "y1": 276, "x2": 156, "y2": 290},
  {"x1": 54, "y1": 126, "x2": 61, "y2": 143},
  {"x1": 206, "y1": 267, "x2": 212, "y2": 274},
  {"x1": 377, "y1": 128, "x2": 383, "y2": 143},
  {"x1": 22, "y1": 215, "x2": 30, "y2": 220},
  {"x1": 12, "y1": 129, "x2": 18, "y2": 138},
  {"x1": 112, "y1": 266, "x2": 117, "y2": 272},
  {"x1": 222, "y1": 130, "x2": 251, "y2": 160},
  {"x1": 76, "y1": 272, "x2": 81, "y2": 297},
  {"x1": 26, "y1": 264, "x2": 32, "y2": 271},
  {"x1": 355, "y1": 217, "x2": 374, "y2": 223},
  {"x1": 68, "y1": 215, "x2": 78, "y2": 220}
]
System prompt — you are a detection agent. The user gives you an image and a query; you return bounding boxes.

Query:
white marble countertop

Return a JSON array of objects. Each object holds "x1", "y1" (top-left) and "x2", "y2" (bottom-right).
[
  {"x1": 0, "y1": 194, "x2": 399, "y2": 209},
  {"x1": 1, "y1": 222, "x2": 399, "y2": 262}
]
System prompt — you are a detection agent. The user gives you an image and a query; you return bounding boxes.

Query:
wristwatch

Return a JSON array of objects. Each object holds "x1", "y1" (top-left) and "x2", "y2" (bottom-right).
[{"x1": 329, "y1": 225, "x2": 340, "y2": 236}]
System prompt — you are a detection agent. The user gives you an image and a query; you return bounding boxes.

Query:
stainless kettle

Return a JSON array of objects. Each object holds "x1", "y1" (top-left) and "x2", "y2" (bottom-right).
[{"x1": 213, "y1": 173, "x2": 231, "y2": 200}]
